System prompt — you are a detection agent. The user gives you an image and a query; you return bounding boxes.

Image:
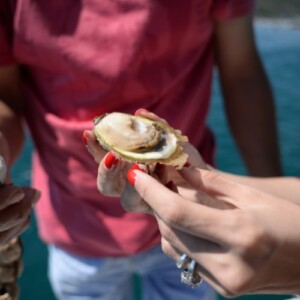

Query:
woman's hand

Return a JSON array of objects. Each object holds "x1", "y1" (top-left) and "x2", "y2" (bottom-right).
[
  {"x1": 83, "y1": 128, "x2": 138, "y2": 196},
  {"x1": 126, "y1": 166, "x2": 300, "y2": 296},
  {"x1": 83, "y1": 110, "x2": 166, "y2": 206},
  {"x1": 85, "y1": 109, "x2": 208, "y2": 212}
]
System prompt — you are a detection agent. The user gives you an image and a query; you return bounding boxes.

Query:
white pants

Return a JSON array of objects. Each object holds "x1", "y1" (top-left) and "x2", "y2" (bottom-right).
[{"x1": 48, "y1": 245, "x2": 217, "y2": 300}]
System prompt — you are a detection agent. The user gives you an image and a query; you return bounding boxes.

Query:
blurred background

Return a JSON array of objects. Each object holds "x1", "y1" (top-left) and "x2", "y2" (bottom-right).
[{"x1": 11, "y1": 1, "x2": 300, "y2": 299}]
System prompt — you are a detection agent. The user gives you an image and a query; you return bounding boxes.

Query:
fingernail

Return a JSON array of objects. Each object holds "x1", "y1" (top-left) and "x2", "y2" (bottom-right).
[
  {"x1": 135, "y1": 108, "x2": 149, "y2": 115},
  {"x1": 32, "y1": 190, "x2": 41, "y2": 204},
  {"x1": 11, "y1": 189, "x2": 25, "y2": 202},
  {"x1": 82, "y1": 131, "x2": 88, "y2": 145},
  {"x1": 184, "y1": 162, "x2": 191, "y2": 168},
  {"x1": 104, "y1": 152, "x2": 119, "y2": 169},
  {"x1": 127, "y1": 169, "x2": 137, "y2": 186},
  {"x1": 165, "y1": 181, "x2": 174, "y2": 189},
  {"x1": 132, "y1": 163, "x2": 146, "y2": 172}
]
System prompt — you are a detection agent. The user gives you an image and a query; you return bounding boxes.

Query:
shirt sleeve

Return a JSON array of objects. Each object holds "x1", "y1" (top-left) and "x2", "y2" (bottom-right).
[
  {"x1": 211, "y1": 0, "x2": 255, "y2": 20},
  {"x1": 0, "y1": 3, "x2": 16, "y2": 66}
]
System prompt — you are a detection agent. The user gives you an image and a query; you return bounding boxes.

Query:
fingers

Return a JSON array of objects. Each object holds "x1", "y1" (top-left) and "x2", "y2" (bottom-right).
[
  {"x1": 0, "y1": 187, "x2": 39, "y2": 244},
  {"x1": 84, "y1": 127, "x2": 128, "y2": 197},
  {"x1": 121, "y1": 164, "x2": 173, "y2": 214},
  {"x1": 121, "y1": 181, "x2": 152, "y2": 214},
  {"x1": 83, "y1": 130, "x2": 106, "y2": 164},
  {"x1": 120, "y1": 163, "x2": 151, "y2": 213},
  {"x1": 0, "y1": 282, "x2": 19, "y2": 300},
  {"x1": 0, "y1": 221, "x2": 28, "y2": 248},
  {"x1": 128, "y1": 169, "x2": 231, "y2": 244},
  {"x1": 180, "y1": 143, "x2": 208, "y2": 169},
  {"x1": 97, "y1": 152, "x2": 125, "y2": 197},
  {"x1": 0, "y1": 238, "x2": 22, "y2": 265},
  {"x1": 134, "y1": 109, "x2": 207, "y2": 169},
  {"x1": 135, "y1": 109, "x2": 167, "y2": 123},
  {"x1": 158, "y1": 217, "x2": 222, "y2": 259},
  {"x1": 160, "y1": 236, "x2": 231, "y2": 297},
  {"x1": 0, "y1": 186, "x2": 25, "y2": 210},
  {"x1": 84, "y1": 130, "x2": 123, "y2": 196},
  {"x1": 179, "y1": 168, "x2": 252, "y2": 203},
  {"x1": 0, "y1": 259, "x2": 22, "y2": 284}
]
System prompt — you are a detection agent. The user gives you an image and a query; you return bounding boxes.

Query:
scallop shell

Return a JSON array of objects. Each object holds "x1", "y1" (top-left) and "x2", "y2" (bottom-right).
[{"x1": 93, "y1": 112, "x2": 189, "y2": 169}]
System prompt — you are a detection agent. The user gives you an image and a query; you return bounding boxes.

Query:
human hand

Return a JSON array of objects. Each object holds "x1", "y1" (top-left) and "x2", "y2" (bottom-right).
[
  {"x1": 0, "y1": 133, "x2": 40, "y2": 300},
  {"x1": 83, "y1": 123, "x2": 149, "y2": 216},
  {"x1": 85, "y1": 109, "x2": 206, "y2": 211},
  {"x1": 0, "y1": 237, "x2": 22, "y2": 300},
  {"x1": 127, "y1": 166, "x2": 300, "y2": 296},
  {"x1": 0, "y1": 282, "x2": 19, "y2": 300},
  {"x1": 0, "y1": 134, "x2": 40, "y2": 244},
  {"x1": 0, "y1": 184, "x2": 40, "y2": 246},
  {"x1": 83, "y1": 110, "x2": 169, "y2": 204},
  {"x1": 83, "y1": 128, "x2": 130, "y2": 197},
  {"x1": 120, "y1": 109, "x2": 208, "y2": 212}
]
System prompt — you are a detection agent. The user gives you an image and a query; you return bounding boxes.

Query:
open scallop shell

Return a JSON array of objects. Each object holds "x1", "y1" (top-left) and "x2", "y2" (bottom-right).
[{"x1": 93, "y1": 112, "x2": 189, "y2": 169}]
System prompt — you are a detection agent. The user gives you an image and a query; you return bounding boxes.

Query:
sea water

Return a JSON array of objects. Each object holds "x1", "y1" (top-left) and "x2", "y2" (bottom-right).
[{"x1": 11, "y1": 22, "x2": 300, "y2": 300}]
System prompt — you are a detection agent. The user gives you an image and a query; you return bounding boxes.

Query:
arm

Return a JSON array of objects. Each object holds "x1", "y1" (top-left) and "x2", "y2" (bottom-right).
[
  {"x1": 218, "y1": 171, "x2": 300, "y2": 205},
  {"x1": 0, "y1": 64, "x2": 41, "y2": 235},
  {"x1": 127, "y1": 167, "x2": 300, "y2": 296},
  {"x1": 0, "y1": 65, "x2": 40, "y2": 298},
  {"x1": 0, "y1": 65, "x2": 24, "y2": 166},
  {"x1": 214, "y1": 14, "x2": 282, "y2": 176}
]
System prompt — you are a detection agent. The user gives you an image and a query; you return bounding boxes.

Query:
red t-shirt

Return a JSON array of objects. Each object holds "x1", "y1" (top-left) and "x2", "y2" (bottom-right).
[{"x1": 0, "y1": 0, "x2": 254, "y2": 257}]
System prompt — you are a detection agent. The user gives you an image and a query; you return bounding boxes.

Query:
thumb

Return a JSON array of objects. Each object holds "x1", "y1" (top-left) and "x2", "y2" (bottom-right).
[
  {"x1": 180, "y1": 168, "x2": 252, "y2": 202},
  {"x1": 0, "y1": 132, "x2": 10, "y2": 165},
  {"x1": 0, "y1": 132, "x2": 10, "y2": 184},
  {"x1": 127, "y1": 169, "x2": 183, "y2": 210}
]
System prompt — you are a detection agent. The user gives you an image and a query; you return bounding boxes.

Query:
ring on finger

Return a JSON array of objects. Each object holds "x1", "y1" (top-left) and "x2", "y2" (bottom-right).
[
  {"x1": 176, "y1": 253, "x2": 190, "y2": 269},
  {"x1": 181, "y1": 259, "x2": 202, "y2": 288}
]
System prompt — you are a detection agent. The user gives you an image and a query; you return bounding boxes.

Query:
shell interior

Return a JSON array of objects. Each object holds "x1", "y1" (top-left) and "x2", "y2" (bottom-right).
[{"x1": 93, "y1": 112, "x2": 189, "y2": 168}]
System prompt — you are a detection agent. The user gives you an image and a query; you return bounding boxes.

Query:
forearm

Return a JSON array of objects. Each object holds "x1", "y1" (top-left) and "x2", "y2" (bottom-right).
[
  {"x1": 0, "y1": 65, "x2": 24, "y2": 166},
  {"x1": 220, "y1": 60, "x2": 282, "y2": 177},
  {"x1": 0, "y1": 100, "x2": 24, "y2": 165},
  {"x1": 218, "y1": 169, "x2": 300, "y2": 205},
  {"x1": 214, "y1": 15, "x2": 282, "y2": 177}
]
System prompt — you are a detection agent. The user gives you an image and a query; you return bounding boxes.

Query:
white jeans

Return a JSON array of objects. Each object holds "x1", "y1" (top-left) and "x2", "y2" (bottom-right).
[{"x1": 48, "y1": 245, "x2": 217, "y2": 300}]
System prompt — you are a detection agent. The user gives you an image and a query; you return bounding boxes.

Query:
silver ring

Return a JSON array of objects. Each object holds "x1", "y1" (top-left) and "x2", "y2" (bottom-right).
[
  {"x1": 176, "y1": 253, "x2": 189, "y2": 269},
  {"x1": 180, "y1": 259, "x2": 202, "y2": 288}
]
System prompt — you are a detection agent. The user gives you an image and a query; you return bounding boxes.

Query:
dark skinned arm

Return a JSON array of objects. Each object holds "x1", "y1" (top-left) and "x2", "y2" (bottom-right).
[
  {"x1": 214, "y1": 14, "x2": 282, "y2": 176},
  {"x1": 0, "y1": 64, "x2": 24, "y2": 167}
]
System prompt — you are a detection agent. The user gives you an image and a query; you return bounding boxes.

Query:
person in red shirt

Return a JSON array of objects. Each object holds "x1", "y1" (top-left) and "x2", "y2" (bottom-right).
[{"x1": 0, "y1": 0, "x2": 282, "y2": 299}]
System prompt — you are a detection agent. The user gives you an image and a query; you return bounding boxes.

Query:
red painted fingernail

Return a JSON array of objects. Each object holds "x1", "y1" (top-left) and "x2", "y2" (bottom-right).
[
  {"x1": 127, "y1": 169, "x2": 137, "y2": 186},
  {"x1": 184, "y1": 162, "x2": 191, "y2": 168},
  {"x1": 82, "y1": 131, "x2": 88, "y2": 145},
  {"x1": 135, "y1": 108, "x2": 149, "y2": 115},
  {"x1": 165, "y1": 181, "x2": 174, "y2": 189},
  {"x1": 132, "y1": 163, "x2": 146, "y2": 172},
  {"x1": 104, "y1": 152, "x2": 119, "y2": 169}
]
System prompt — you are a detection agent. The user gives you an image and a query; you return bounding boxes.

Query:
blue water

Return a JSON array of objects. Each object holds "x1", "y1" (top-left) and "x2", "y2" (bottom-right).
[{"x1": 11, "y1": 23, "x2": 300, "y2": 300}]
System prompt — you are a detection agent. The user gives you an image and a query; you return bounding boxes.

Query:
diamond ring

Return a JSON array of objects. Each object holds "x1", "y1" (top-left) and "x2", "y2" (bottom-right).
[
  {"x1": 180, "y1": 259, "x2": 202, "y2": 288},
  {"x1": 176, "y1": 253, "x2": 190, "y2": 269}
]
